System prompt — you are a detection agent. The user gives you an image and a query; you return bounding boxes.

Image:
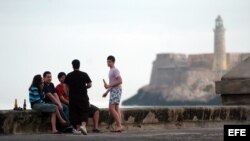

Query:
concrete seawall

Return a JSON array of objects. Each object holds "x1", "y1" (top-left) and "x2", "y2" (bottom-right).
[{"x1": 0, "y1": 106, "x2": 250, "y2": 134}]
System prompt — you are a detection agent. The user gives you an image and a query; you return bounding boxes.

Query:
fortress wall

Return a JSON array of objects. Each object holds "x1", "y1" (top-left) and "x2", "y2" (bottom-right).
[
  {"x1": 154, "y1": 54, "x2": 188, "y2": 67},
  {"x1": 226, "y1": 53, "x2": 250, "y2": 70},
  {"x1": 181, "y1": 68, "x2": 217, "y2": 85},
  {"x1": 150, "y1": 54, "x2": 188, "y2": 85},
  {"x1": 226, "y1": 53, "x2": 241, "y2": 70},
  {"x1": 188, "y1": 54, "x2": 214, "y2": 69},
  {"x1": 154, "y1": 67, "x2": 188, "y2": 86},
  {"x1": 150, "y1": 60, "x2": 158, "y2": 85},
  {"x1": 149, "y1": 52, "x2": 250, "y2": 86}
]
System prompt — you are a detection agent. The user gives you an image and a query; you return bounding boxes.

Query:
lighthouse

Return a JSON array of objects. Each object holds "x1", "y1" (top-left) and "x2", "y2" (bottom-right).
[{"x1": 213, "y1": 15, "x2": 227, "y2": 72}]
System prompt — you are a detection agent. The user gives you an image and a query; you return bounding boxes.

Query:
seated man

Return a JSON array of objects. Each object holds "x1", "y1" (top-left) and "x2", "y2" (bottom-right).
[
  {"x1": 43, "y1": 71, "x2": 69, "y2": 122},
  {"x1": 56, "y1": 72, "x2": 69, "y2": 105},
  {"x1": 56, "y1": 72, "x2": 101, "y2": 133}
]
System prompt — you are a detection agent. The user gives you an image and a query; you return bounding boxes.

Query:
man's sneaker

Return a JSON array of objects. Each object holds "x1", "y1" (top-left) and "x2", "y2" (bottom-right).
[
  {"x1": 72, "y1": 128, "x2": 82, "y2": 135},
  {"x1": 79, "y1": 125, "x2": 88, "y2": 135}
]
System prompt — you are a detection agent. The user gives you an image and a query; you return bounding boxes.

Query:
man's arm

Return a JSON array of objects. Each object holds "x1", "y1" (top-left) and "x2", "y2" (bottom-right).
[
  {"x1": 46, "y1": 93, "x2": 57, "y2": 103},
  {"x1": 54, "y1": 93, "x2": 63, "y2": 108},
  {"x1": 46, "y1": 92, "x2": 63, "y2": 110},
  {"x1": 59, "y1": 96, "x2": 69, "y2": 105},
  {"x1": 102, "y1": 87, "x2": 111, "y2": 98},
  {"x1": 54, "y1": 93, "x2": 61, "y2": 104},
  {"x1": 64, "y1": 84, "x2": 69, "y2": 96}
]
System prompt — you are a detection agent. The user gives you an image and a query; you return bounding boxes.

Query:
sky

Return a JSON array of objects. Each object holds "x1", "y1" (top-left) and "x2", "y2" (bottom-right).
[{"x1": 0, "y1": 0, "x2": 250, "y2": 109}]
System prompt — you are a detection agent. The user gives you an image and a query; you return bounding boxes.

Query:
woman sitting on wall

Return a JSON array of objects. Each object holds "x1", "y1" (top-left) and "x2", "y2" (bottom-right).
[{"x1": 29, "y1": 74, "x2": 68, "y2": 134}]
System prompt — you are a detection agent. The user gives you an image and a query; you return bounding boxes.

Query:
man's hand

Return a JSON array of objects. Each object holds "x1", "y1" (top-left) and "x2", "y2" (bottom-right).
[
  {"x1": 102, "y1": 93, "x2": 108, "y2": 98},
  {"x1": 103, "y1": 79, "x2": 109, "y2": 89},
  {"x1": 104, "y1": 84, "x2": 110, "y2": 89},
  {"x1": 102, "y1": 88, "x2": 111, "y2": 98},
  {"x1": 58, "y1": 103, "x2": 63, "y2": 111},
  {"x1": 86, "y1": 82, "x2": 92, "y2": 89}
]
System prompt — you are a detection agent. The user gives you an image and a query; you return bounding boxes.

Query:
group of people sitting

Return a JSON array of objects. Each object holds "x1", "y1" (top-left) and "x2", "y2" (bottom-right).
[{"x1": 28, "y1": 55, "x2": 123, "y2": 135}]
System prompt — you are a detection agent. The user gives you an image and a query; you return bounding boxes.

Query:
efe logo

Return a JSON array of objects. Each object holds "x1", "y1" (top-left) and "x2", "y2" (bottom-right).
[
  {"x1": 224, "y1": 125, "x2": 249, "y2": 141},
  {"x1": 228, "y1": 129, "x2": 246, "y2": 136}
]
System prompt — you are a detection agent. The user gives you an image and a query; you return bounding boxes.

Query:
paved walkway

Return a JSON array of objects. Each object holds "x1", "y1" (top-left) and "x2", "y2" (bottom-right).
[{"x1": 0, "y1": 128, "x2": 223, "y2": 141}]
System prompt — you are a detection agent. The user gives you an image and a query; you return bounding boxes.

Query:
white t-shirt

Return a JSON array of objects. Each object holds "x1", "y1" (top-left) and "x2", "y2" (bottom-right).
[{"x1": 109, "y1": 67, "x2": 121, "y2": 89}]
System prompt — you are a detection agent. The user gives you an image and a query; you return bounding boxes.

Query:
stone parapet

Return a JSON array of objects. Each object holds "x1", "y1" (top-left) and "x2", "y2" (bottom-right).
[{"x1": 1, "y1": 106, "x2": 249, "y2": 134}]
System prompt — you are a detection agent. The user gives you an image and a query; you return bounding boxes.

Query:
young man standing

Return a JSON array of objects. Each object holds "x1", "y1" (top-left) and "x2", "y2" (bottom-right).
[
  {"x1": 64, "y1": 59, "x2": 91, "y2": 135},
  {"x1": 102, "y1": 55, "x2": 123, "y2": 132},
  {"x1": 57, "y1": 71, "x2": 101, "y2": 133}
]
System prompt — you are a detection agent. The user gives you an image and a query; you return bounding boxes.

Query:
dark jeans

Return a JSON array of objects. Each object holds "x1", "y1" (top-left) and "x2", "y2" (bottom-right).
[{"x1": 61, "y1": 103, "x2": 69, "y2": 122}]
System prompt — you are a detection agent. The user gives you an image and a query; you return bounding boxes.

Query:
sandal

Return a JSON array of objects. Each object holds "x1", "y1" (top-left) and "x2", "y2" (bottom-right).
[
  {"x1": 110, "y1": 129, "x2": 122, "y2": 133},
  {"x1": 92, "y1": 129, "x2": 102, "y2": 133},
  {"x1": 52, "y1": 131, "x2": 62, "y2": 134}
]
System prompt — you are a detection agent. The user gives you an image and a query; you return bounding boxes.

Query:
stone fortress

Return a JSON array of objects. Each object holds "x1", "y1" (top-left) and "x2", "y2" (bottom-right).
[{"x1": 123, "y1": 16, "x2": 250, "y2": 106}]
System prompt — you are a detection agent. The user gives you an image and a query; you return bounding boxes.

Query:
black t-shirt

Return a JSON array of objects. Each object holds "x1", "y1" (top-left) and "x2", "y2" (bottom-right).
[
  {"x1": 43, "y1": 82, "x2": 56, "y2": 103},
  {"x1": 65, "y1": 70, "x2": 92, "y2": 101}
]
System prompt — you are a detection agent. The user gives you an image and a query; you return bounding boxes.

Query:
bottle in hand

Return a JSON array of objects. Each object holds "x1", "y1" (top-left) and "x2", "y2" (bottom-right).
[{"x1": 103, "y1": 79, "x2": 108, "y2": 89}]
